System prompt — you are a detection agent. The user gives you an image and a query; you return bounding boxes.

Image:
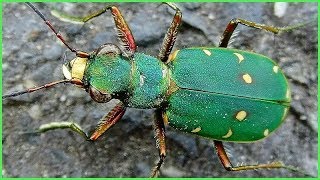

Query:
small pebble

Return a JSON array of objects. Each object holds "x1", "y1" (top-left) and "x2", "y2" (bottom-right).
[
  {"x1": 161, "y1": 166, "x2": 185, "y2": 177},
  {"x1": 28, "y1": 104, "x2": 43, "y2": 120},
  {"x1": 274, "y1": 2, "x2": 288, "y2": 18}
]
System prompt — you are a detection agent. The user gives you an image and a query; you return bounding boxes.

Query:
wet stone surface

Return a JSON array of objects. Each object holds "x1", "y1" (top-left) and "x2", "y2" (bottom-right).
[{"x1": 2, "y1": 2, "x2": 318, "y2": 178}]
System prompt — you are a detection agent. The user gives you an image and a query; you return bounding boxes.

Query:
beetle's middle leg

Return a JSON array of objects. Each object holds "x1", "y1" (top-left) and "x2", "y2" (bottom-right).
[
  {"x1": 31, "y1": 102, "x2": 126, "y2": 141},
  {"x1": 158, "y1": 3, "x2": 182, "y2": 63},
  {"x1": 35, "y1": 121, "x2": 89, "y2": 140},
  {"x1": 219, "y1": 18, "x2": 302, "y2": 48},
  {"x1": 89, "y1": 102, "x2": 126, "y2": 141},
  {"x1": 213, "y1": 140, "x2": 310, "y2": 175},
  {"x1": 150, "y1": 109, "x2": 167, "y2": 178}
]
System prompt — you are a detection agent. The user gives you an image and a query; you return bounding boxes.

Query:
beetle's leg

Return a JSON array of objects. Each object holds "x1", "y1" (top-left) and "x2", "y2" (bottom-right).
[
  {"x1": 158, "y1": 3, "x2": 182, "y2": 63},
  {"x1": 219, "y1": 18, "x2": 304, "y2": 48},
  {"x1": 35, "y1": 121, "x2": 89, "y2": 140},
  {"x1": 90, "y1": 102, "x2": 126, "y2": 141},
  {"x1": 213, "y1": 140, "x2": 310, "y2": 175},
  {"x1": 51, "y1": 5, "x2": 136, "y2": 57},
  {"x1": 24, "y1": 102, "x2": 125, "y2": 141},
  {"x1": 150, "y1": 109, "x2": 167, "y2": 178}
]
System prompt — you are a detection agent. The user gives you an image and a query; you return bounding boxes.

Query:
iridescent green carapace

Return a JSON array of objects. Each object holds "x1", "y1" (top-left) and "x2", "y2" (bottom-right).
[
  {"x1": 84, "y1": 47, "x2": 290, "y2": 142},
  {"x1": 166, "y1": 48, "x2": 290, "y2": 142}
]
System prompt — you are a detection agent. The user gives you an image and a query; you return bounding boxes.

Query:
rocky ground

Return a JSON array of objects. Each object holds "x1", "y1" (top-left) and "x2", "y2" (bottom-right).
[{"x1": 2, "y1": 2, "x2": 317, "y2": 178}]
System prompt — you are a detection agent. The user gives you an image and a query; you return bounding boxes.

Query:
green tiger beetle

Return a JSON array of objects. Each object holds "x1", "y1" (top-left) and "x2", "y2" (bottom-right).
[{"x1": 3, "y1": 2, "x2": 312, "y2": 177}]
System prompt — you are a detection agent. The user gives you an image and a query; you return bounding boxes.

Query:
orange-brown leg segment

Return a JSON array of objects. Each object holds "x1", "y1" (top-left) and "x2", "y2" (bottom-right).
[
  {"x1": 50, "y1": 4, "x2": 136, "y2": 57},
  {"x1": 158, "y1": 3, "x2": 182, "y2": 63},
  {"x1": 150, "y1": 110, "x2": 166, "y2": 178},
  {"x1": 78, "y1": 6, "x2": 136, "y2": 57},
  {"x1": 90, "y1": 102, "x2": 126, "y2": 141},
  {"x1": 75, "y1": 5, "x2": 137, "y2": 57},
  {"x1": 214, "y1": 140, "x2": 300, "y2": 172},
  {"x1": 107, "y1": 6, "x2": 137, "y2": 57}
]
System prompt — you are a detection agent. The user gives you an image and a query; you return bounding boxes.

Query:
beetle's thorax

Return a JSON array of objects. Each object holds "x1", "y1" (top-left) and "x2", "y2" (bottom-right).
[{"x1": 125, "y1": 53, "x2": 170, "y2": 108}]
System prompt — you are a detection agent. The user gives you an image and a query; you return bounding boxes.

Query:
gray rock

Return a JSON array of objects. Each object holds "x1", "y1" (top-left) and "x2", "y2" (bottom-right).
[{"x1": 2, "y1": 2, "x2": 317, "y2": 178}]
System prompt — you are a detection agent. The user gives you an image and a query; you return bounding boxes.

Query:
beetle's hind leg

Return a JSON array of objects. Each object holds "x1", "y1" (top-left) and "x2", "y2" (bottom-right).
[
  {"x1": 219, "y1": 18, "x2": 307, "y2": 48},
  {"x1": 213, "y1": 140, "x2": 311, "y2": 176},
  {"x1": 150, "y1": 109, "x2": 167, "y2": 178}
]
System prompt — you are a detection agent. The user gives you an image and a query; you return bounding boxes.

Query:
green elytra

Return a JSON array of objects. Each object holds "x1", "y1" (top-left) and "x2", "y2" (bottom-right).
[
  {"x1": 4, "y1": 2, "x2": 311, "y2": 178},
  {"x1": 85, "y1": 47, "x2": 290, "y2": 142}
]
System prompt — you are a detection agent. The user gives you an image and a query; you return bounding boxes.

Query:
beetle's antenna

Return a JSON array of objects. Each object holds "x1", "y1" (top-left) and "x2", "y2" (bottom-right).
[
  {"x1": 25, "y1": 2, "x2": 89, "y2": 58},
  {"x1": 2, "y1": 79, "x2": 72, "y2": 99}
]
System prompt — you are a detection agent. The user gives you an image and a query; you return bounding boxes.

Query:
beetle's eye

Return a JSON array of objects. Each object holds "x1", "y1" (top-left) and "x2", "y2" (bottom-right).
[
  {"x1": 89, "y1": 86, "x2": 112, "y2": 103},
  {"x1": 96, "y1": 43, "x2": 122, "y2": 57}
]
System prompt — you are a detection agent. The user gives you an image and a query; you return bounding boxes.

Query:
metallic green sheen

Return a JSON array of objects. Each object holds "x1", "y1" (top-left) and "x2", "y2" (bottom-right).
[
  {"x1": 168, "y1": 48, "x2": 290, "y2": 103},
  {"x1": 166, "y1": 89, "x2": 288, "y2": 142},
  {"x1": 85, "y1": 54, "x2": 131, "y2": 94},
  {"x1": 166, "y1": 48, "x2": 290, "y2": 142},
  {"x1": 85, "y1": 48, "x2": 290, "y2": 142},
  {"x1": 128, "y1": 53, "x2": 169, "y2": 108},
  {"x1": 85, "y1": 53, "x2": 169, "y2": 108}
]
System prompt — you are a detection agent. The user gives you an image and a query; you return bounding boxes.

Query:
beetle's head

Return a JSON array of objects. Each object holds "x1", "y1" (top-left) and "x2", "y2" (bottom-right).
[
  {"x1": 3, "y1": 45, "x2": 126, "y2": 103},
  {"x1": 82, "y1": 44, "x2": 130, "y2": 103}
]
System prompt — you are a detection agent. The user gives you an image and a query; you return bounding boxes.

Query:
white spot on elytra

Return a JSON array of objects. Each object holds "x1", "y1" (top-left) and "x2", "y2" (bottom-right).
[
  {"x1": 273, "y1": 66, "x2": 279, "y2": 73},
  {"x1": 222, "y1": 128, "x2": 233, "y2": 138},
  {"x1": 235, "y1": 110, "x2": 247, "y2": 121},
  {"x1": 233, "y1": 52, "x2": 244, "y2": 63},
  {"x1": 191, "y1": 127, "x2": 202, "y2": 133},
  {"x1": 242, "y1": 73, "x2": 252, "y2": 84},
  {"x1": 264, "y1": 129, "x2": 269, "y2": 137},
  {"x1": 203, "y1": 49, "x2": 212, "y2": 56}
]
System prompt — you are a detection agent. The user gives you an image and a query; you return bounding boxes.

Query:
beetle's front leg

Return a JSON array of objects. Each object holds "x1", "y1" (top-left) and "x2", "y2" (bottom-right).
[
  {"x1": 213, "y1": 141, "x2": 310, "y2": 176},
  {"x1": 150, "y1": 109, "x2": 167, "y2": 178},
  {"x1": 219, "y1": 18, "x2": 299, "y2": 48},
  {"x1": 51, "y1": 5, "x2": 136, "y2": 57},
  {"x1": 90, "y1": 102, "x2": 126, "y2": 141},
  {"x1": 158, "y1": 3, "x2": 182, "y2": 63}
]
